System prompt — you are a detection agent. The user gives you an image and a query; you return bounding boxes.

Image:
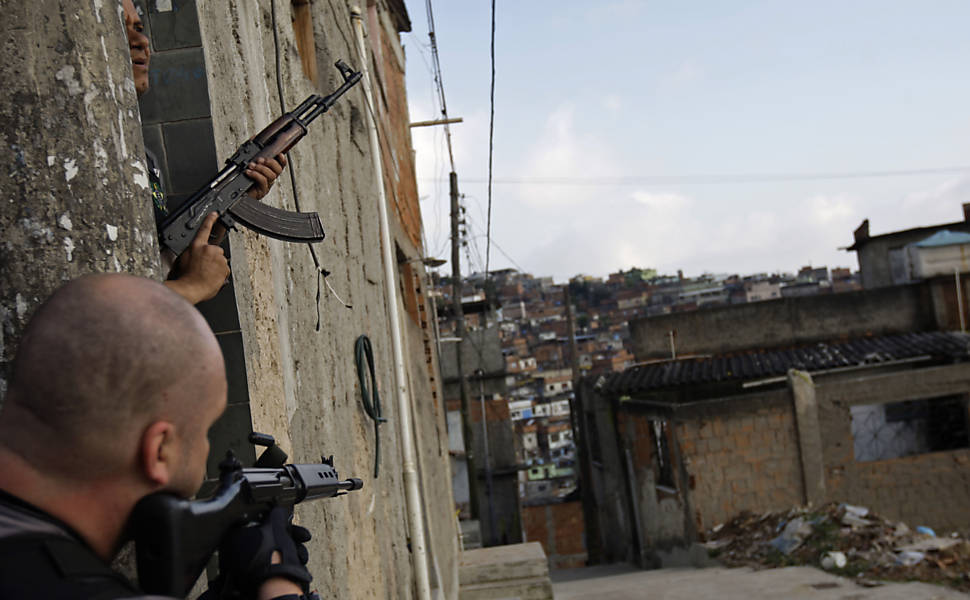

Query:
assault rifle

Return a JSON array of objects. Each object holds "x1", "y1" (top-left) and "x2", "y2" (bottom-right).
[
  {"x1": 131, "y1": 433, "x2": 363, "y2": 597},
  {"x1": 158, "y1": 60, "x2": 362, "y2": 257}
]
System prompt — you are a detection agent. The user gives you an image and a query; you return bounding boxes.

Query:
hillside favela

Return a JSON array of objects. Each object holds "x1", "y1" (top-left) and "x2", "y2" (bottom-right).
[{"x1": 4, "y1": 2, "x2": 970, "y2": 599}]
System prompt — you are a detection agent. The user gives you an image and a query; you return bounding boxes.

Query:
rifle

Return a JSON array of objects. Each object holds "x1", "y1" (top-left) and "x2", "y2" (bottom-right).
[
  {"x1": 131, "y1": 433, "x2": 363, "y2": 597},
  {"x1": 158, "y1": 60, "x2": 363, "y2": 257}
]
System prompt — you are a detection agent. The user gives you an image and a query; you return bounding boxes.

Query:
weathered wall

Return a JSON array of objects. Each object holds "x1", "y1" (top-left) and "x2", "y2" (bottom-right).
[
  {"x1": 853, "y1": 222, "x2": 970, "y2": 289},
  {"x1": 0, "y1": 0, "x2": 159, "y2": 399},
  {"x1": 521, "y1": 501, "x2": 587, "y2": 569},
  {"x1": 196, "y1": 1, "x2": 457, "y2": 598},
  {"x1": 817, "y1": 363, "x2": 970, "y2": 532},
  {"x1": 673, "y1": 397, "x2": 803, "y2": 530},
  {"x1": 630, "y1": 284, "x2": 936, "y2": 360}
]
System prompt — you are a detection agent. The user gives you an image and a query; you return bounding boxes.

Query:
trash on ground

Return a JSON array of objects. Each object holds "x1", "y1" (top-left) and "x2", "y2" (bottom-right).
[
  {"x1": 820, "y1": 551, "x2": 847, "y2": 569},
  {"x1": 700, "y1": 502, "x2": 970, "y2": 593}
]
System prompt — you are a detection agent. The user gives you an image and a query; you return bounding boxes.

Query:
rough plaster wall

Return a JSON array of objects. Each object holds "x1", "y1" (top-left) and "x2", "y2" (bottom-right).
[
  {"x1": 197, "y1": 1, "x2": 456, "y2": 598},
  {"x1": 0, "y1": 0, "x2": 160, "y2": 401},
  {"x1": 630, "y1": 283, "x2": 934, "y2": 360},
  {"x1": 817, "y1": 364, "x2": 970, "y2": 532}
]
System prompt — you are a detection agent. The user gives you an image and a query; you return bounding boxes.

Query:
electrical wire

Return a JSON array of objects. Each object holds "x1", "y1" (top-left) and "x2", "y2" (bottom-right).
[
  {"x1": 355, "y1": 334, "x2": 386, "y2": 478},
  {"x1": 421, "y1": 165, "x2": 970, "y2": 187},
  {"x1": 425, "y1": 0, "x2": 456, "y2": 173},
  {"x1": 484, "y1": 0, "x2": 496, "y2": 279},
  {"x1": 269, "y1": 0, "x2": 352, "y2": 330}
]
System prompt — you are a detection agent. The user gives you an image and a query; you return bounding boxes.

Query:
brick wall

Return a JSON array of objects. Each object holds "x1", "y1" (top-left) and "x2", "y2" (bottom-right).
[
  {"x1": 522, "y1": 501, "x2": 587, "y2": 569},
  {"x1": 676, "y1": 403, "x2": 804, "y2": 530}
]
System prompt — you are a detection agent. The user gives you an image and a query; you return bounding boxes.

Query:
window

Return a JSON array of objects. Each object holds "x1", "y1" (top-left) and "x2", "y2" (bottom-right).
[
  {"x1": 851, "y1": 395, "x2": 969, "y2": 462},
  {"x1": 651, "y1": 420, "x2": 676, "y2": 489}
]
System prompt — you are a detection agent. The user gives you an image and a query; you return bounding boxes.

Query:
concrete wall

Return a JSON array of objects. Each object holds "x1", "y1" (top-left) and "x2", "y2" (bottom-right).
[
  {"x1": 1, "y1": 1, "x2": 160, "y2": 398},
  {"x1": 195, "y1": 1, "x2": 458, "y2": 598},
  {"x1": 816, "y1": 363, "x2": 970, "y2": 532},
  {"x1": 521, "y1": 501, "x2": 587, "y2": 569},
  {"x1": 630, "y1": 284, "x2": 936, "y2": 360},
  {"x1": 854, "y1": 222, "x2": 970, "y2": 289}
]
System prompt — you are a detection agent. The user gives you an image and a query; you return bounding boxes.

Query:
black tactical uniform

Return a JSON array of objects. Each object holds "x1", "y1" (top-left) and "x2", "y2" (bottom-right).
[{"x1": 0, "y1": 490, "x2": 172, "y2": 600}]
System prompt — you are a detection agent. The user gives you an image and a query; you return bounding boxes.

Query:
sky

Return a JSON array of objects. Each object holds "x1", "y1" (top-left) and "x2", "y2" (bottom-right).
[{"x1": 402, "y1": 1, "x2": 970, "y2": 283}]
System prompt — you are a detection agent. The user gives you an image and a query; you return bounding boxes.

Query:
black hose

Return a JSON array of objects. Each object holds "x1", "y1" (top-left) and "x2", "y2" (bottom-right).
[{"x1": 355, "y1": 335, "x2": 385, "y2": 478}]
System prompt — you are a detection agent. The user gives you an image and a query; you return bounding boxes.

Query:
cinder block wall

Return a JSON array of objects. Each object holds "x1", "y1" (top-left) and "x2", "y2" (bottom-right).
[
  {"x1": 674, "y1": 402, "x2": 803, "y2": 530},
  {"x1": 522, "y1": 501, "x2": 587, "y2": 569},
  {"x1": 817, "y1": 364, "x2": 970, "y2": 533}
]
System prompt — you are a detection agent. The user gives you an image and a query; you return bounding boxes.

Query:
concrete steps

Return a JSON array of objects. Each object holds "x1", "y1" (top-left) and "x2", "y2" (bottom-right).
[{"x1": 459, "y1": 542, "x2": 553, "y2": 600}]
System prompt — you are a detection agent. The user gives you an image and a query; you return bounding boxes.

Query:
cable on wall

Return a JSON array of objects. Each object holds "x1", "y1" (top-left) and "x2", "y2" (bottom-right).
[{"x1": 269, "y1": 0, "x2": 352, "y2": 331}]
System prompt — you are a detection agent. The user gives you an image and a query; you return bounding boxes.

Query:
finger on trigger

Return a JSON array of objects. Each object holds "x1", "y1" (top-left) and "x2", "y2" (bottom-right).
[{"x1": 196, "y1": 211, "x2": 218, "y2": 243}]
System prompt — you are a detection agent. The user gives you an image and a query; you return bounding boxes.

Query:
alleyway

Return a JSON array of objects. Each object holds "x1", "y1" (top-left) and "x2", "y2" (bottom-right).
[{"x1": 551, "y1": 564, "x2": 969, "y2": 599}]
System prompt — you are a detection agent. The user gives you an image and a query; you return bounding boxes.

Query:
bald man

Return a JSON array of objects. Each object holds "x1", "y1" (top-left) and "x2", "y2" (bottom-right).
[
  {"x1": 122, "y1": 0, "x2": 288, "y2": 305},
  {"x1": 0, "y1": 275, "x2": 306, "y2": 599}
]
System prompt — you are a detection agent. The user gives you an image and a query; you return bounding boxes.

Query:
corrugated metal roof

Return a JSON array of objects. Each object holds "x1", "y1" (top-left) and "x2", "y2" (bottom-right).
[
  {"x1": 601, "y1": 331, "x2": 970, "y2": 395},
  {"x1": 915, "y1": 229, "x2": 970, "y2": 248}
]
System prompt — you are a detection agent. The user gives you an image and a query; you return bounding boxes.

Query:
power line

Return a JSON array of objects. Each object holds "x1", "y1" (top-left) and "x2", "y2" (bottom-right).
[
  {"x1": 421, "y1": 165, "x2": 970, "y2": 187},
  {"x1": 425, "y1": 0, "x2": 456, "y2": 172},
  {"x1": 484, "y1": 0, "x2": 496, "y2": 278}
]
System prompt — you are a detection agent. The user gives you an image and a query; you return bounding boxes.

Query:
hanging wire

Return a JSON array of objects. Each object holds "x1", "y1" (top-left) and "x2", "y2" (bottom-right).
[
  {"x1": 269, "y1": 0, "x2": 352, "y2": 330},
  {"x1": 484, "y1": 0, "x2": 496, "y2": 280},
  {"x1": 425, "y1": 0, "x2": 457, "y2": 173}
]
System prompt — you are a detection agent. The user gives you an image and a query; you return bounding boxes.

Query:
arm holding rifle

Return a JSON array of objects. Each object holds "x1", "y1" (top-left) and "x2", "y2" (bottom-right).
[{"x1": 163, "y1": 156, "x2": 288, "y2": 305}]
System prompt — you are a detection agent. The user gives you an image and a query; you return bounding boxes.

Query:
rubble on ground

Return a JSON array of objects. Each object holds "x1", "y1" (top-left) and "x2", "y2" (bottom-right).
[{"x1": 701, "y1": 503, "x2": 970, "y2": 592}]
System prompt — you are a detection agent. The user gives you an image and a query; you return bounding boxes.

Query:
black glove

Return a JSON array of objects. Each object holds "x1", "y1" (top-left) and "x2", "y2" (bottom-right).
[{"x1": 215, "y1": 506, "x2": 313, "y2": 598}]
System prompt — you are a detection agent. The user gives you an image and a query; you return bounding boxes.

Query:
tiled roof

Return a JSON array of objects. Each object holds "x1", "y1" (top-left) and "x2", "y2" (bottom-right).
[{"x1": 602, "y1": 331, "x2": 970, "y2": 395}]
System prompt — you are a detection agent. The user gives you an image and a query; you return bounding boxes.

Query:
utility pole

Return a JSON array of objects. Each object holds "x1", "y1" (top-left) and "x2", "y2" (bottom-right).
[
  {"x1": 564, "y1": 284, "x2": 602, "y2": 563},
  {"x1": 450, "y1": 171, "x2": 480, "y2": 522}
]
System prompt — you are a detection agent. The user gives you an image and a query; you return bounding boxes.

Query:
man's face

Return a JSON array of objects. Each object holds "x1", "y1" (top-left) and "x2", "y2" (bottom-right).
[
  {"x1": 169, "y1": 355, "x2": 227, "y2": 498},
  {"x1": 123, "y1": 0, "x2": 151, "y2": 97}
]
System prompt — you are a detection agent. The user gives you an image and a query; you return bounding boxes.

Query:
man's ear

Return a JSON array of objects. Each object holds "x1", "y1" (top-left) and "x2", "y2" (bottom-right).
[{"x1": 140, "y1": 420, "x2": 177, "y2": 487}]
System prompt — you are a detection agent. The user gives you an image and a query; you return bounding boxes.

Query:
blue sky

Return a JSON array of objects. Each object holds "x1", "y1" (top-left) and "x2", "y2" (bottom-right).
[{"x1": 403, "y1": 1, "x2": 970, "y2": 282}]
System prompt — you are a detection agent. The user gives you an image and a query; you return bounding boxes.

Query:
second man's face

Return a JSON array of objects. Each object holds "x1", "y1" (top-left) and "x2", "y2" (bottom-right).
[{"x1": 122, "y1": 0, "x2": 151, "y2": 96}]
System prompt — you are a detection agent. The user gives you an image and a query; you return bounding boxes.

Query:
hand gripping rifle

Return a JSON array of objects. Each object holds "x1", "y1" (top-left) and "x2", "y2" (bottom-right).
[
  {"x1": 158, "y1": 60, "x2": 363, "y2": 257},
  {"x1": 131, "y1": 433, "x2": 363, "y2": 597}
]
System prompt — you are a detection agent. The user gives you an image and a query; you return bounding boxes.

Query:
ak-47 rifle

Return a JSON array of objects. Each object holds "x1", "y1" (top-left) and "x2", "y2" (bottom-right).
[
  {"x1": 131, "y1": 433, "x2": 363, "y2": 598},
  {"x1": 158, "y1": 60, "x2": 362, "y2": 257}
]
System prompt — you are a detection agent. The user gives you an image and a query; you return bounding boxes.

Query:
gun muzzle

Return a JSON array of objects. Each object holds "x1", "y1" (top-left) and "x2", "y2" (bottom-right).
[{"x1": 341, "y1": 478, "x2": 364, "y2": 491}]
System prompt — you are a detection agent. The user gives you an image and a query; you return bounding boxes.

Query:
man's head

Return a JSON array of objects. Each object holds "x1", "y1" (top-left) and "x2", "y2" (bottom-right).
[
  {"x1": 123, "y1": 0, "x2": 151, "y2": 97},
  {"x1": 0, "y1": 274, "x2": 226, "y2": 499}
]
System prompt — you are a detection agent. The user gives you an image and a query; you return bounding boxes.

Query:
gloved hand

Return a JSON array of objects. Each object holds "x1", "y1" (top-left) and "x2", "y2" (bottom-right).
[{"x1": 215, "y1": 505, "x2": 313, "y2": 598}]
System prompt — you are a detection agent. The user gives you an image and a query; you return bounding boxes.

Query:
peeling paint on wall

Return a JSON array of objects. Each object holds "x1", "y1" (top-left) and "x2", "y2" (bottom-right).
[
  {"x1": 63, "y1": 158, "x2": 78, "y2": 182},
  {"x1": 55, "y1": 65, "x2": 83, "y2": 95},
  {"x1": 21, "y1": 218, "x2": 53, "y2": 244},
  {"x1": 131, "y1": 160, "x2": 149, "y2": 190},
  {"x1": 58, "y1": 214, "x2": 73, "y2": 231},
  {"x1": 15, "y1": 294, "x2": 28, "y2": 321},
  {"x1": 63, "y1": 237, "x2": 75, "y2": 262},
  {"x1": 106, "y1": 224, "x2": 118, "y2": 241}
]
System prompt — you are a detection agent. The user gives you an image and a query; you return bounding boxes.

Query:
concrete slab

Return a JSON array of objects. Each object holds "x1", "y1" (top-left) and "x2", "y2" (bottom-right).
[
  {"x1": 551, "y1": 565, "x2": 970, "y2": 599},
  {"x1": 460, "y1": 543, "x2": 553, "y2": 600}
]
